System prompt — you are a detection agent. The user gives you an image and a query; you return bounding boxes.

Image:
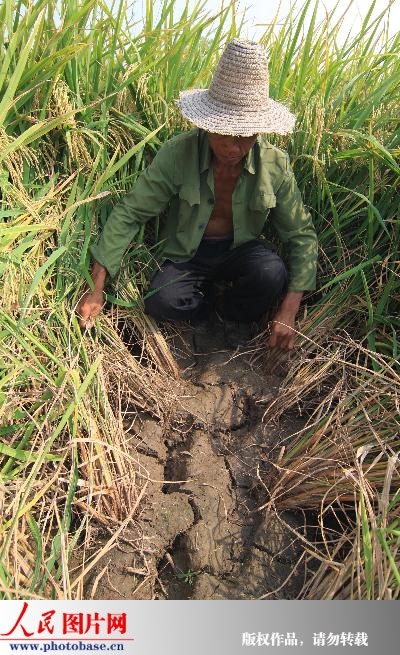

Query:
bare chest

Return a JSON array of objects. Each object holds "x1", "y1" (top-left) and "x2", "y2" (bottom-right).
[
  {"x1": 204, "y1": 164, "x2": 242, "y2": 237},
  {"x1": 214, "y1": 166, "x2": 240, "y2": 213}
]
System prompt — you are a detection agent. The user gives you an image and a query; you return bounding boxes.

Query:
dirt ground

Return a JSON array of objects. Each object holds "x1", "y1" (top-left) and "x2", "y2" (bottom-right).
[{"x1": 86, "y1": 320, "x2": 312, "y2": 600}]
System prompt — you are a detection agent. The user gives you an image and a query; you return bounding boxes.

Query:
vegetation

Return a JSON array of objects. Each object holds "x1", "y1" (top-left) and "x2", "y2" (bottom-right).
[
  {"x1": 0, "y1": 0, "x2": 399, "y2": 599},
  {"x1": 258, "y1": 0, "x2": 400, "y2": 600}
]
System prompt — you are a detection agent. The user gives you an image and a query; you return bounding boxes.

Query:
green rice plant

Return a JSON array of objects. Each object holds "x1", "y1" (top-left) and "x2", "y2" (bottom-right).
[
  {"x1": 255, "y1": 0, "x2": 399, "y2": 599},
  {"x1": 0, "y1": 0, "x2": 240, "y2": 599}
]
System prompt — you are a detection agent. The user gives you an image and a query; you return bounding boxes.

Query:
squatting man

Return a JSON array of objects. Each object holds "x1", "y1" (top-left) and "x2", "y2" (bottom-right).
[{"x1": 77, "y1": 40, "x2": 318, "y2": 351}]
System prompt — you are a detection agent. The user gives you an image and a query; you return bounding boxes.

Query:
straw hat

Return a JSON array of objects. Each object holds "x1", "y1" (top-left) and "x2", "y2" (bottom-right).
[{"x1": 176, "y1": 39, "x2": 296, "y2": 136}]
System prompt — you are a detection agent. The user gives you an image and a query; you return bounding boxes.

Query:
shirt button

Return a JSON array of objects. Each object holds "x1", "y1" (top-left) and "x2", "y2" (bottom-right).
[
  {"x1": 198, "y1": 223, "x2": 205, "y2": 229},
  {"x1": 208, "y1": 198, "x2": 214, "y2": 205}
]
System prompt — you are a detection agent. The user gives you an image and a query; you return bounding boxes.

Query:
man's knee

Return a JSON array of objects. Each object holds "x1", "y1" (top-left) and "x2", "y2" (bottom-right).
[
  {"x1": 251, "y1": 251, "x2": 288, "y2": 294},
  {"x1": 144, "y1": 275, "x2": 205, "y2": 322},
  {"x1": 144, "y1": 267, "x2": 184, "y2": 320}
]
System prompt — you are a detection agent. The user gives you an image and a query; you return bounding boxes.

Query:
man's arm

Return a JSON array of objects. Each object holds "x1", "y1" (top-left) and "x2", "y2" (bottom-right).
[
  {"x1": 76, "y1": 139, "x2": 180, "y2": 327},
  {"x1": 268, "y1": 158, "x2": 318, "y2": 349},
  {"x1": 89, "y1": 140, "x2": 179, "y2": 279}
]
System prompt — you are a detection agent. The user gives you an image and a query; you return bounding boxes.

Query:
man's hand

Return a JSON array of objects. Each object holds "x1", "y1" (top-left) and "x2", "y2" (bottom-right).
[
  {"x1": 76, "y1": 261, "x2": 107, "y2": 329},
  {"x1": 268, "y1": 290, "x2": 304, "y2": 351},
  {"x1": 268, "y1": 313, "x2": 296, "y2": 350},
  {"x1": 76, "y1": 289, "x2": 104, "y2": 329}
]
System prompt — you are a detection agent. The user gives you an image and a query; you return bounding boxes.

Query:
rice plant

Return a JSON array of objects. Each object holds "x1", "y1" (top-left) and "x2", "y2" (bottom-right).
[
  {"x1": 0, "y1": 0, "x2": 236, "y2": 599},
  {"x1": 257, "y1": 0, "x2": 400, "y2": 599},
  {"x1": 1, "y1": 0, "x2": 399, "y2": 599}
]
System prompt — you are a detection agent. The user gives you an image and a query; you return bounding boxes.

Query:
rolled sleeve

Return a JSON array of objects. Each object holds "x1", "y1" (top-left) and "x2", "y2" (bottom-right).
[
  {"x1": 90, "y1": 142, "x2": 178, "y2": 278},
  {"x1": 270, "y1": 165, "x2": 318, "y2": 291}
]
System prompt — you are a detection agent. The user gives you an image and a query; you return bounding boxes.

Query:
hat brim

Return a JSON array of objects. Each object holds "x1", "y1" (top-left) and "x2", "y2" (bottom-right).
[{"x1": 176, "y1": 88, "x2": 296, "y2": 136}]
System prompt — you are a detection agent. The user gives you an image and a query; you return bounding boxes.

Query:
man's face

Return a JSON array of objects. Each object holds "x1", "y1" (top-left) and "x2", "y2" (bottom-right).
[{"x1": 207, "y1": 132, "x2": 258, "y2": 164}]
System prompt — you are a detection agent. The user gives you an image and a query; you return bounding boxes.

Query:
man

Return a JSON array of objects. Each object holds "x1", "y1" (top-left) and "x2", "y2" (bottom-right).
[{"x1": 77, "y1": 39, "x2": 318, "y2": 351}]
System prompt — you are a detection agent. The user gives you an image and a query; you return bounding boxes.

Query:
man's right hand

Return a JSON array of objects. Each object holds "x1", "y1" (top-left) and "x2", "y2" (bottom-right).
[
  {"x1": 76, "y1": 289, "x2": 104, "y2": 329},
  {"x1": 76, "y1": 261, "x2": 108, "y2": 329}
]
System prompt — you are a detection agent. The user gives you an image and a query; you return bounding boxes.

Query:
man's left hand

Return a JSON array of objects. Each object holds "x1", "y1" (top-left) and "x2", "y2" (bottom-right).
[
  {"x1": 267, "y1": 290, "x2": 304, "y2": 351},
  {"x1": 268, "y1": 313, "x2": 296, "y2": 350}
]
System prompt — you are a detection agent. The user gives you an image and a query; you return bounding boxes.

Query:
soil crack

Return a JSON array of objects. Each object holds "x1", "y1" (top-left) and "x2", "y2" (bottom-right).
[{"x1": 88, "y1": 330, "x2": 309, "y2": 600}]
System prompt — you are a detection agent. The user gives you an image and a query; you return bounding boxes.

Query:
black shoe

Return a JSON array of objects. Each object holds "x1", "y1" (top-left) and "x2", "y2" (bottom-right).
[
  {"x1": 191, "y1": 316, "x2": 214, "y2": 354},
  {"x1": 223, "y1": 320, "x2": 257, "y2": 349}
]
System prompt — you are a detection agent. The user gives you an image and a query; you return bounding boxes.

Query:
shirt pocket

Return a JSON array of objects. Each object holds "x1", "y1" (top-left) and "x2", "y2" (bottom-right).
[
  {"x1": 248, "y1": 191, "x2": 277, "y2": 235},
  {"x1": 176, "y1": 185, "x2": 200, "y2": 231},
  {"x1": 178, "y1": 185, "x2": 200, "y2": 207}
]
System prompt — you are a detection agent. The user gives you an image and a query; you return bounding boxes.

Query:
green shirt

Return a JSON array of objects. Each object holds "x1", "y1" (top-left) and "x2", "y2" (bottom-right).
[{"x1": 91, "y1": 128, "x2": 318, "y2": 291}]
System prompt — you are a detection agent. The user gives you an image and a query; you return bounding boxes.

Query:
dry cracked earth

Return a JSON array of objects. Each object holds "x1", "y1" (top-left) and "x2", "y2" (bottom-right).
[{"x1": 87, "y1": 323, "x2": 311, "y2": 600}]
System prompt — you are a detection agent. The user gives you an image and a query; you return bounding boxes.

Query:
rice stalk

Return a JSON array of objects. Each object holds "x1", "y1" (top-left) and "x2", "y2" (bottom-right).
[{"x1": 1, "y1": 0, "x2": 399, "y2": 600}]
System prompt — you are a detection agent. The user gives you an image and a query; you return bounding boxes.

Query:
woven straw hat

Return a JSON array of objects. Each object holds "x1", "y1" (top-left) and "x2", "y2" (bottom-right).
[{"x1": 176, "y1": 39, "x2": 296, "y2": 136}]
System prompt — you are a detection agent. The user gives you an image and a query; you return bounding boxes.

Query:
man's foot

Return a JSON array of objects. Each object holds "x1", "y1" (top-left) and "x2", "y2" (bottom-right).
[
  {"x1": 192, "y1": 316, "x2": 214, "y2": 354},
  {"x1": 223, "y1": 319, "x2": 258, "y2": 349}
]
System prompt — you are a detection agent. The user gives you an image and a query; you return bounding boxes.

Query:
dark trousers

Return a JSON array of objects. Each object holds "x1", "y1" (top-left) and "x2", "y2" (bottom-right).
[{"x1": 144, "y1": 238, "x2": 288, "y2": 323}]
